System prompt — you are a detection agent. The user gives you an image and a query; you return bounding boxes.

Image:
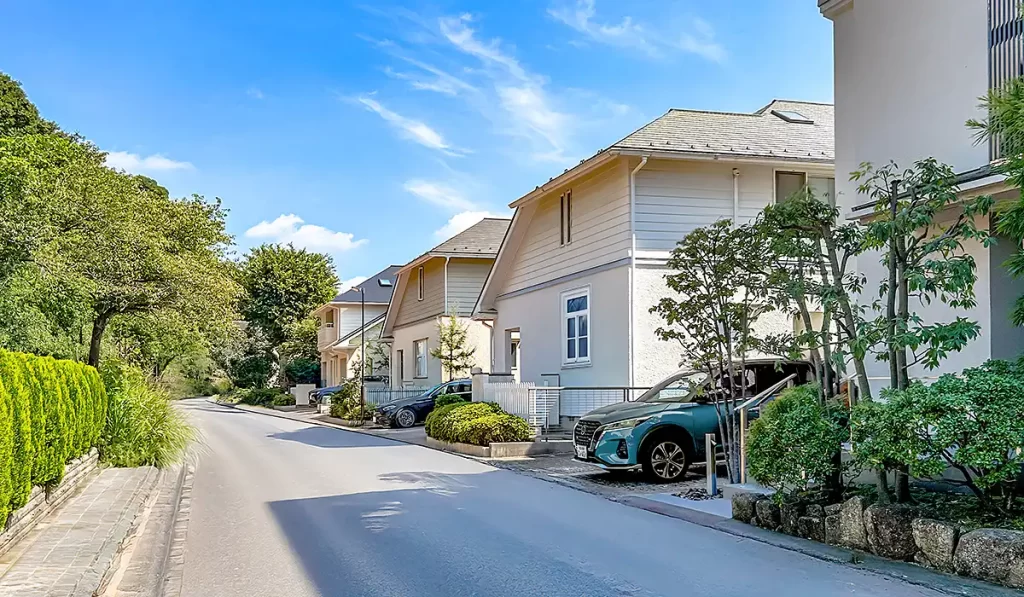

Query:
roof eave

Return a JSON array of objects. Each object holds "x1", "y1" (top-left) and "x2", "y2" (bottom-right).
[
  {"x1": 613, "y1": 147, "x2": 834, "y2": 166},
  {"x1": 509, "y1": 150, "x2": 620, "y2": 208}
]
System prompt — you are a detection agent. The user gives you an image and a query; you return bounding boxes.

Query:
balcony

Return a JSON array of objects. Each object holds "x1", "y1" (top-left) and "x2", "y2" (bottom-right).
[{"x1": 317, "y1": 323, "x2": 337, "y2": 350}]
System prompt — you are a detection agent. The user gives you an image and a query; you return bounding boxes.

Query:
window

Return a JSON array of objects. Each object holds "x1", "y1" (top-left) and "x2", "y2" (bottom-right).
[
  {"x1": 414, "y1": 339, "x2": 427, "y2": 378},
  {"x1": 396, "y1": 350, "x2": 404, "y2": 383},
  {"x1": 561, "y1": 287, "x2": 590, "y2": 366},
  {"x1": 771, "y1": 109, "x2": 813, "y2": 124},
  {"x1": 775, "y1": 171, "x2": 806, "y2": 204},
  {"x1": 559, "y1": 190, "x2": 572, "y2": 245},
  {"x1": 417, "y1": 266, "x2": 424, "y2": 301},
  {"x1": 808, "y1": 176, "x2": 836, "y2": 207}
]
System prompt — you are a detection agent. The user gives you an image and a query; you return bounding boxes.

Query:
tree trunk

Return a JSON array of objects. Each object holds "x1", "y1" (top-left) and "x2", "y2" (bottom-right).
[
  {"x1": 895, "y1": 465, "x2": 912, "y2": 503},
  {"x1": 88, "y1": 310, "x2": 113, "y2": 368},
  {"x1": 822, "y1": 229, "x2": 872, "y2": 402},
  {"x1": 875, "y1": 468, "x2": 892, "y2": 504},
  {"x1": 885, "y1": 182, "x2": 900, "y2": 392}
]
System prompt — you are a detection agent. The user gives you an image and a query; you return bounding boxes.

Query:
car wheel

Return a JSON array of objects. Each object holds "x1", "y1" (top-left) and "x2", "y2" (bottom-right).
[
  {"x1": 641, "y1": 436, "x2": 690, "y2": 483},
  {"x1": 394, "y1": 408, "x2": 416, "y2": 429}
]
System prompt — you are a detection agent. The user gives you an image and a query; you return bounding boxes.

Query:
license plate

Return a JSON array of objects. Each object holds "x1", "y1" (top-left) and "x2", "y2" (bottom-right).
[{"x1": 575, "y1": 444, "x2": 588, "y2": 459}]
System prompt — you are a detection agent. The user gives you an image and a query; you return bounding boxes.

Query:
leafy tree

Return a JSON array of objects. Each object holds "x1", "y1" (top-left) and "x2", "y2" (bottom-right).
[
  {"x1": 430, "y1": 314, "x2": 476, "y2": 382},
  {"x1": 0, "y1": 73, "x2": 57, "y2": 136},
  {"x1": 854, "y1": 159, "x2": 993, "y2": 501},
  {"x1": 650, "y1": 219, "x2": 771, "y2": 483}
]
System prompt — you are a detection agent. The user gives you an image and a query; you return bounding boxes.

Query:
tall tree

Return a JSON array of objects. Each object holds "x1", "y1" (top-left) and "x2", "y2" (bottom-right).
[
  {"x1": 0, "y1": 73, "x2": 57, "y2": 137},
  {"x1": 430, "y1": 315, "x2": 476, "y2": 382}
]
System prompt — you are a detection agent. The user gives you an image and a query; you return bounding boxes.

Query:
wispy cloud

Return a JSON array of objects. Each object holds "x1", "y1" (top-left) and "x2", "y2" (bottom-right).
[
  {"x1": 434, "y1": 210, "x2": 507, "y2": 239},
  {"x1": 403, "y1": 180, "x2": 477, "y2": 212},
  {"x1": 245, "y1": 214, "x2": 368, "y2": 253},
  {"x1": 382, "y1": 56, "x2": 477, "y2": 97},
  {"x1": 105, "y1": 151, "x2": 194, "y2": 174},
  {"x1": 356, "y1": 96, "x2": 468, "y2": 156},
  {"x1": 246, "y1": 87, "x2": 265, "y2": 100},
  {"x1": 549, "y1": 1, "x2": 726, "y2": 63}
]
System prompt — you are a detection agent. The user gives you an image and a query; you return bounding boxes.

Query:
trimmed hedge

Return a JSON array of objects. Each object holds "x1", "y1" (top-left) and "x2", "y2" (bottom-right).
[
  {"x1": 0, "y1": 350, "x2": 108, "y2": 525},
  {"x1": 425, "y1": 401, "x2": 532, "y2": 446}
]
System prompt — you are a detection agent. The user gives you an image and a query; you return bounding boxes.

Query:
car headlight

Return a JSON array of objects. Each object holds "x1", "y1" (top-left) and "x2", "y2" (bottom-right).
[
  {"x1": 379, "y1": 405, "x2": 396, "y2": 414},
  {"x1": 600, "y1": 416, "x2": 651, "y2": 434}
]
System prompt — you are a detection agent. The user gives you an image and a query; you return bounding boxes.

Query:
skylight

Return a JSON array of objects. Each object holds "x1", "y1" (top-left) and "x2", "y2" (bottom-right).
[{"x1": 772, "y1": 109, "x2": 814, "y2": 124}]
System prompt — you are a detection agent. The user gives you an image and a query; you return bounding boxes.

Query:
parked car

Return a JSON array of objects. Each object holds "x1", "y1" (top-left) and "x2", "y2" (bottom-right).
[
  {"x1": 573, "y1": 359, "x2": 815, "y2": 483},
  {"x1": 308, "y1": 385, "x2": 342, "y2": 407},
  {"x1": 374, "y1": 379, "x2": 472, "y2": 428}
]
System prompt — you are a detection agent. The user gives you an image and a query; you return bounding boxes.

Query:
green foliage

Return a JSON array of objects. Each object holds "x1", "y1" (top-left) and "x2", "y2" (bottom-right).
[
  {"x1": 852, "y1": 360, "x2": 1024, "y2": 514},
  {"x1": 430, "y1": 315, "x2": 476, "y2": 382},
  {"x1": 272, "y1": 394, "x2": 295, "y2": 407},
  {"x1": 0, "y1": 375, "x2": 12, "y2": 525},
  {"x1": 12, "y1": 354, "x2": 45, "y2": 485},
  {"x1": 283, "y1": 357, "x2": 320, "y2": 385},
  {"x1": 0, "y1": 352, "x2": 32, "y2": 510},
  {"x1": 425, "y1": 402, "x2": 512, "y2": 445},
  {"x1": 328, "y1": 382, "x2": 370, "y2": 420},
  {"x1": 99, "y1": 362, "x2": 194, "y2": 468},
  {"x1": 235, "y1": 387, "x2": 287, "y2": 407},
  {"x1": 459, "y1": 413, "x2": 533, "y2": 446},
  {"x1": 435, "y1": 394, "x2": 468, "y2": 408},
  {"x1": 0, "y1": 73, "x2": 57, "y2": 136}
]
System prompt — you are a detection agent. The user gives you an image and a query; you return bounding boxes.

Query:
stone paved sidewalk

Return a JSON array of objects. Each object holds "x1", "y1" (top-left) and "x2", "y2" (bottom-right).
[{"x1": 0, "y1": 467, "x2": 157, "y2": 597}]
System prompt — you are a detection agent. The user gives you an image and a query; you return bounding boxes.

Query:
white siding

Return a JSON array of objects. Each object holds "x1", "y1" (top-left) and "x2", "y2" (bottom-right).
[
  {"x1": 336, "y1": 304, "x2": 387, "y2": 338},
  {"x1": 502, "y1": 160, "x2": 631, "y2": 295},
  {"x1": 446, "y1": 258, "x2": 492, "y2": 316}
]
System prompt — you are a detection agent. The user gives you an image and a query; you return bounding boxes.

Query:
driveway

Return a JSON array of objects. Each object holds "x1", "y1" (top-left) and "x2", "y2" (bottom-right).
[{"x1": 177, "y1": 399, "x2": 948, "y2": 597}]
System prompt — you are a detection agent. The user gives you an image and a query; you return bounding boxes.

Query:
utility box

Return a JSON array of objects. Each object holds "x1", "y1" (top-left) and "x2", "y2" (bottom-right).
[{"x1": 291, "y1": 384, "x2": 315, "y2": 406}]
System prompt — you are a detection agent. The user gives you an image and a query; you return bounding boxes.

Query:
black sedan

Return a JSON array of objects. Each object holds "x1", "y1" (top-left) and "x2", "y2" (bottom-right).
[{"x1": 374, "y1": 379, "x2": 472, "y2": 428}]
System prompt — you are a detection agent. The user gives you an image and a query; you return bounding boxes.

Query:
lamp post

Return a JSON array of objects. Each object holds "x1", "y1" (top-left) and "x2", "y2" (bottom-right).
[{"x1": 357, "y1": 277, "x2": 394, "y2": 426}]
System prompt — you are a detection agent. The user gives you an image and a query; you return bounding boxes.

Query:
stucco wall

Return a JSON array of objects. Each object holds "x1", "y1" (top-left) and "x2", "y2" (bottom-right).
[
  {"x1": 390, "y1": 316, "x2": 491, "y2": 388},
  {"x1": 829, "y1": 0, "x2": 988, "y2": 213},
  {"x1": 492, "y1": 265, "x2": 630, "y2": 386},
  {"x1": 633, "y1": 265, "x2": 795, "y2": 387}
]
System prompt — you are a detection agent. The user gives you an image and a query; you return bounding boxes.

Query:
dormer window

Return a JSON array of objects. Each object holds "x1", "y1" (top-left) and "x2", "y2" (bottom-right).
[{"x1": 771, "y1": 110, "x2": 814, "y2": 124}]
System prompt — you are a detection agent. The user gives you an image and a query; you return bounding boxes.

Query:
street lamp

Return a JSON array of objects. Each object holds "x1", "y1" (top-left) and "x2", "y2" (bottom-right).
[{"x1": 357, "y1": 277, "x2": 393, "y2": 425}]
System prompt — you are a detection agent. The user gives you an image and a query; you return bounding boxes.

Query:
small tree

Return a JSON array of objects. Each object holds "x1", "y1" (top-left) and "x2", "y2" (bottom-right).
[
  {"x1": 650, "y1": 220, "x2": 770, "y2": 483},
  {"x1": 430, "y1": 314, "x2": 476, "y2": 382},
  {"x1": 854, "y1": 159, "x2": 993, "y2": 502}
]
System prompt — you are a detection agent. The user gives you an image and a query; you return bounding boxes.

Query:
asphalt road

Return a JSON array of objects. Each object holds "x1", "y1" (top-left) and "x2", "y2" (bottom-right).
[{"x1": 178, "y1": 399, "x2": 946, "y2": 597}]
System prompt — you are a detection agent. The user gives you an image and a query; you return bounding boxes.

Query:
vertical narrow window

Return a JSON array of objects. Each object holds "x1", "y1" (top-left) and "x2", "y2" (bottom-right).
[
  {"x1": 559, "y1": 190, "x2": 573, "y2": 246},
  {"x1": 414, "y1": 339, "x2": 427, "y2": 378},
  {"x1": 396, "y1": 350, "x2": 404, "y2": 383},
  {"x1": 559, "y1": 194, "x2": 566, "y2": 246},
  {"x1": 561, "y1": 287, "x2": 590, "y2": 366},
  {"x1": 417, "y1": 266, "x2": 424, "y2": 300}
]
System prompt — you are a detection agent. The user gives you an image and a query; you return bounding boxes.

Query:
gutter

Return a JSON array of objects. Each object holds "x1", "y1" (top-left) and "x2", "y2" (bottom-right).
[
  {"x1": 849, "y1": 164, "x2": 1001, "y2": 214},
  {"x1": 628, "y1": 155, "x2": 649, "y2": 387},
  {"x1": 732, "y1": 168, "x2": 741, "y2": 225}
]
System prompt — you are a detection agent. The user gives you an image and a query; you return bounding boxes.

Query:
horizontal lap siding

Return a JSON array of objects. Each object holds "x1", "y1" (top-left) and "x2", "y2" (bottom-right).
[
  {"x1": 503, "y1": 161, "x2": 631, "y2": 294},
  {"x1": 446, "y1": 258, "x2": 492, "y2": 316},
  {"x1": 635, "y1": 160, "x2": 774, "y2": 252},
  {"x1": 338, "y1": 305, "x2": 387, "y2": 337},
  {"x1": 395, "y1": 258, "x2": 445, "y2": 327}
]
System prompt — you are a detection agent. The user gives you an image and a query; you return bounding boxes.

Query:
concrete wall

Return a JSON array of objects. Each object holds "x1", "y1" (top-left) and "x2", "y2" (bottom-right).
[
  {"x1": 990, "y1": 234, "x2": 1024, "y2": 361},
  {"x1": 492, "y1": 265, "x2": 630, "y2": 386},
  {"x1": 827, "y1": 0, "x2": 989, "y2": 213},
  {"x1": 391, "y1": 316, "x2": 491, "y2": 387}
]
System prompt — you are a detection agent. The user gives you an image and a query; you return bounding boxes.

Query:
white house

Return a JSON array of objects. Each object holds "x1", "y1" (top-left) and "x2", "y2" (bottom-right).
[
  {"x1": 313, "y1": 265, "x2": 401, "y2": 386},
  {"x1": 818, "y1": 0, "x2": 1024, "y2": 394},
  {"x1": 381, "y1": 218, "x2": 510, "y2": 388},
  {"x1": 474, "y1": 100, "x2": 835, "y2": 390}
]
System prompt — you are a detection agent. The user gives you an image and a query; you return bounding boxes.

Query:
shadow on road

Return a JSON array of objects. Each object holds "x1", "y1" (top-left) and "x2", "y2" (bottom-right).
[{"x1": 266, "y1": 426, "x2": 404, "y2": 449}]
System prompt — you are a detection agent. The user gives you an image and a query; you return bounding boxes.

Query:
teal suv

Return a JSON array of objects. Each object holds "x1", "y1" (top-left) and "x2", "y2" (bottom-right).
[{"x1": 573, "y1": 360, "x2": 813, "y2": 483}]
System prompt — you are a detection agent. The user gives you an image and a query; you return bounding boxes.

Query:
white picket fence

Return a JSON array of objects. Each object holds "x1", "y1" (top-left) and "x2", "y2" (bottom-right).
[{"x1": 480, "y1": 382, "x2": 559, "y2": 429}]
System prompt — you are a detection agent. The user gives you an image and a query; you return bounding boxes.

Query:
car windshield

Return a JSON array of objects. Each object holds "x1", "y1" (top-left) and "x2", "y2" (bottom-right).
[{"x1": 639, "y1": 372, "x2": 708, "y2": 403}]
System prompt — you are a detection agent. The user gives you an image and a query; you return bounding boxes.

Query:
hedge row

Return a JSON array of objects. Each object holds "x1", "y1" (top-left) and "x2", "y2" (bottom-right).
[
  {"x1": 0, "y1": 350, "x2": 108, "y2": 525},
  {"x1": 425, "y1": 402, "x2": 533, "y2": 446}
]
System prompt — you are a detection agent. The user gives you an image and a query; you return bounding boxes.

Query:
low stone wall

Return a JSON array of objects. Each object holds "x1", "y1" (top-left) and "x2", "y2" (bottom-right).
[
  {"x1": 424, "y1": 437, "x2": 492, "y2": 458},
  {"x1": 0, "y1": 448, "x2": 100, "y2": 558},
  {"x1": 732, "y1": 492, "x2": 1024, "y2": 589}
]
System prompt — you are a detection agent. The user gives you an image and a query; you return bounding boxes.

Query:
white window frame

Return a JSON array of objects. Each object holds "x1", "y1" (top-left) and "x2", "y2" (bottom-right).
[
  {"x1": 417, "y1": 266, "x2": 424, "y2": 301},
  {"x1": 414, "y1": 339, "x2": 428, "y2": 378},
  {"x1": 561, "y1": 286, "x2": 591, "y2": 367}
]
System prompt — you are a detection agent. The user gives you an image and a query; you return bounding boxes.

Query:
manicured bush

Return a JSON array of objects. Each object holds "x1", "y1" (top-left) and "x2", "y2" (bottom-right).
[
  {"x1": 100, "y1": 361, "x2": 194, "y2": 468},
  {"x1": 435, "y1": 394, "x2": 468, "y2": 408},
  {"x1": 425, "y1": 401, "x2": 508, "y2": 444},
  {"x1": 272, "y1": 393, "x2": 296, "y2": 407},
  {"x1": 0, "y1": 352, "x2": 32, "y2": 510},
  {"x1": 11, "y1": 354, "x2": 45, "y2": 485},
  {"x1": 459, "y1": 413, "x2": 533, "y2": 446},
  {"x1": 424, "y1": 403, "x2": 460, "y2": 437},
  {"x1": 747, "y1": 384, "x2": 847, "y2": 494},
  {"x1": 0, "y1": 376, "x2": 12, "y2": 526}
]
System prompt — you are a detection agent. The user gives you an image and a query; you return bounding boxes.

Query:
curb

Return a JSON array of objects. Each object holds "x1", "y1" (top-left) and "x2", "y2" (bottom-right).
[{"x1": 161, "y1": 463, "x2": 194, "y2": 597}]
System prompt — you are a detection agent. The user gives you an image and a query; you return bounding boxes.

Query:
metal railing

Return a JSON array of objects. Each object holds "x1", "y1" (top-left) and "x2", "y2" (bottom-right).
[
  {"x1": 556, "y1": 386, "x2": 651, "y2": 417},
  {"x1": 738, "y1": 374, "x2": 797, "y2": 484}
]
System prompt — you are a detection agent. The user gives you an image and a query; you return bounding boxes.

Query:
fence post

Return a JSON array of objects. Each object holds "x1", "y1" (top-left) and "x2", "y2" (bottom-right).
[
  {"x1": 739, "y1": 408, "x2": 748, "y2": 484},
  {"x1": 706, "y1": 433, "x2": 717, "y2": 496},
  {"x1": 471, "y1": 367, "x2": 486, "y2": 402}
]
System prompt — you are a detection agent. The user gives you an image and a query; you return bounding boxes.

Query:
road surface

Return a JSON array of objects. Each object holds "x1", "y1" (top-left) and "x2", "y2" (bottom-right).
[{"x1": 178, "y1": 399, "x2": 945, "y2": 597}]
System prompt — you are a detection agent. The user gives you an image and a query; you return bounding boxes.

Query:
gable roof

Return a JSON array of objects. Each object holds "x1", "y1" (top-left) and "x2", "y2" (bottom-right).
[
  {"x1": 612, "y1": 100, "x2": 834, "y2": 163},
  {"x1": 331, "y1": 265, "x2": 402, "y2": 304}
]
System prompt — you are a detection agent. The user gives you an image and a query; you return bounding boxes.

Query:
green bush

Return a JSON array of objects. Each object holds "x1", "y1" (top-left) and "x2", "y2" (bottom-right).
[
  {"x1": 425, "y1": 402, "x2": 512, "y2": 445},
  {"x1": 0, "y1": 353, "x2": 32, "y2": 511},
  {"x1": 99, "y1": 361, "x2": 194, "y2": 468},
  {"x1": 0, "y1": 375, "x2": 12, "y2": 526},
  {"x1": 435, "y1": 394, "x2": 468, "y2": 408},
  {"x1": 747, "y1": 384, "x2": 847, "y2": 494},
  {"x1": 12, "y1": 354, "x2": 45, "y2": 486},
  {"x1": 236, "y1": 387, "x2": 286, "y2": 406},
  {"x1": 328, "y1": 382, "x2": 363, "y2": 419},
  {"x1": 272, "y1": 394, "x2": 296, "y2": 407},
  {"x1": 459, "y1": 413, "x2": 533, "y2": 446}
]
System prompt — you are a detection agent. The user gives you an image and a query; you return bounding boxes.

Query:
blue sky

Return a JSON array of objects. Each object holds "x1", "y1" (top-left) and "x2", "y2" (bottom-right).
[{"x1": 1, "y1": 0, "x2": 833, "y2": 287}]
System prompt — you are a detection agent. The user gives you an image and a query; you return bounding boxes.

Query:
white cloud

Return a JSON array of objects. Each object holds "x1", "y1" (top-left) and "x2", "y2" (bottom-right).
[
  {"x1": 245, "y1": 214, "x2": 368, "y2": 253},
  {"x1": 439, "y1": 14, "x2": 530, "y2": 82},
  {"x1": 338, "y1": 276, "x2": 369, "y2": 291},
  {"x1": 434, "y1": 210, "x2": 506, "y2": 239},
  {"x1": 247, "y1": 87, "x2": 265, "y2": 99},
  {"x1": 105, "y1": 151, "x2": 194, "y2": 174},
  {"x1": 383, "y1": 56, "x2": 477, "y2": 97},
  {"x1": 403, "y1": 180, "x2": 477, "y2": 212},
  {"x1": 549, "y1": 1, "x2": 726, "y2": 63},
  {"x1": 356, "y1": 96, "x2": 468, "y2": 156}
]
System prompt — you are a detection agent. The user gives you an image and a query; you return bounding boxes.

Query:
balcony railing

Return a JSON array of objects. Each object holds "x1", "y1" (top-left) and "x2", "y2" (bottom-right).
[{"x1": 317, "y1": 324, "x2": 337, "y2": 348}]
